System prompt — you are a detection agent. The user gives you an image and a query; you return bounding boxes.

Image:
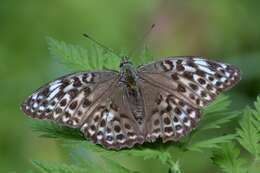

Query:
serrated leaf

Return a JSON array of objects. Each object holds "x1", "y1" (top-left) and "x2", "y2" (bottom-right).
[
  {"x1": 212, "y1": 143, "x2": 247, "y2": 173},
  {"x1": 30, "y1": 120, "x2": 172, "y2": 171},
  {"x1": 29, "y1": 119, "x2": 84, "y2": 141},
  {"x1": 198, "y1": 112, "x2": 239, "y2": 131},
  {"x1": 203, "y1": 95, "x2": 231, "y2": 115},
  {"x1": 47, "y1": 37, "x2": 120, "y2": 71},
  {"x1": 69, "y1": 147, "x2": 138, "y2": 173},
  {"x1": 237, "y1": 96, "x2": 260, "y2": 160},
  {"x1": 187, "y1": 134, "x2": 237, "y2": 152},
  {"x1": 191, "y1": 95, "x2": 238, "y2": 138},
  {"x1": 78, "y1": 141, "x2": 173, "y2": 167}
]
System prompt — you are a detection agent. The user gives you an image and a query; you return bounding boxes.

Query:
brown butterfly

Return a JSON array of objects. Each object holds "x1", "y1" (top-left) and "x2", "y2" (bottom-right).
[{"x1": 21, "y1": 56, "x2": 241, "y2": 150}]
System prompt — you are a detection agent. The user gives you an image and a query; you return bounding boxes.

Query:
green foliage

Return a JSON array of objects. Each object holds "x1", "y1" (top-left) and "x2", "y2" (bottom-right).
[
  {"x1": 237, "y1": 97, "x2": 260, "y2": 160},
  {"x1": 31, "y1": 160, "x2": 87, "y2": 173},
  {"x1": 29, "y1": 119, "x2": 84, "y2": 141},
  {"x1": 187, "y1": 134, "x2": 237, "y2": 152},
  {"x1": 131, "y1": 45, "x2": 154, "y2": 66},
  {"x1": 212, "y1": 96, "x2": 260, "y2": 173},
  {"x1": 47, "y1": 37, "x2": 120, "y2": 71},
  {"x1": 212, "y1": 143, "x2": 247, "y2": 173},
  {"x1": 182, "y1": 95, "x2": 239, "y2": 152},
  {"x1": 25, "y1": 38, "x2": 260, "y2": 173},
  {"x1": 198, "y1": 95, "x2": 238, "y2": 131}
]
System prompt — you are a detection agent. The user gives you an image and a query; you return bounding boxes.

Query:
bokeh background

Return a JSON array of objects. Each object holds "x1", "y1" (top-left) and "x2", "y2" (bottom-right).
[{"x1": 1, "y1": 0, "x2": 260, "y2": 172}]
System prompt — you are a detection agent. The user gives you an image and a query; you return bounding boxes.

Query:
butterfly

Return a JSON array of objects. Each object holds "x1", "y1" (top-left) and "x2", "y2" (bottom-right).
[{"x1": 21, "y1": 56, "x2": 241, "y2": 150}]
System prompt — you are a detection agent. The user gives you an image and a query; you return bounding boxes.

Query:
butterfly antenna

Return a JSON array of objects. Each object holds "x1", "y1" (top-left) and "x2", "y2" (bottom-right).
[
  {"x1": 129, "y1": 24, "x2": 155, "y2": 57},
  {"x1": 83, "y1": 33, "x2": 121, "y2": 58}
]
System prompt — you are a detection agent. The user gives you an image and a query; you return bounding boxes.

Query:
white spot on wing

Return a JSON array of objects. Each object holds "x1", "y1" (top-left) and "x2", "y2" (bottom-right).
[
  {"x1": 97, "y1": 134, "x2": 103, "y2": 140},
  {"x1": 32, "y1": 94, "x2": 37, "y2": 100},
  {"x1": 107, "y1": 112, "x2": 114, "y2": 122},
  {"x1": 194, "y1": 59, "x2": 208, "y2": 66},
  {"x1": 62, "y1": 115, "x2": 70, "y2": 122},
  {"x1": 39, "y1": 106, "x2": 45, "y2": 111},
  {"x1": 86, "y1": 73, "x2": 93, "y2": 82},
  {"x1": 48, "y1": 87, "x2": 60, "y2": 100},
  {"x1": 184, "y1": 120, "x2": 191, "y2": 127},
  {"x1": 220, "y1": 77, "x2": 227, "y2": 82},
  {"x1": 179, "y1": 112, "x2": 186, "y2": 119},
  {"x1": 184, "y1": 65, "x2": 196, "y2": 72},
  {"x1": 49, "y1": 81, "x2": 61, "y2": 91},
  {"x1": 33, "y1": 103, "x2": 38, "y2": 108},
  {"x1": 64, "y1": 84, "x2": 73, "y2": 92},
  {"x1": 189, "y1": 111, "x2": 196, "y2": 118},
  {"x1": 199, "y1": 65, "x2": 215, "y2": 74},
  {"x1": 220, "y1": 63, "x2": 227, "y2": 68}
]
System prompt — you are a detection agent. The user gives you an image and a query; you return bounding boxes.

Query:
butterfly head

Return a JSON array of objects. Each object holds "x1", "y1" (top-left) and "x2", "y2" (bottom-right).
[
  {"x1": 119, "y1": 56, "x2": 137, "y2": 86},
  {"x1": 119, "y1": 56, "x2": 132, "y2": 67}
]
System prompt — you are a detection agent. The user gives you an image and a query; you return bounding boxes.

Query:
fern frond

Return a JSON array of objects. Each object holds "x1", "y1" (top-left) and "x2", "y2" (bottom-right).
[
  {"x1": 78, "y1": 141, "x2": 177, "y2": 170},
  {"x1": 69, "y1": 147, "x2": 138, "y2": 173},
  {"x1": 195, "y1": 95, "x2": 238, "y2": 132},
  {"x1": 198, "y1": 112, "x2": 239, "y2": 131},
  {"x1": 29, "y1": 119, "x2": 84, "y2": 141},
  {"x1": 237, "y1": 96, "x2": 260, "y2": 160},
  {"x1": 187, "y1": 134, "x2": 237, "y2": 152},
  {"x1": 212, "y1": 143, "x2": 247, "y2": 173},
  {"x1": 47, "y1": 37, "x2": 120, "y2": 71},
  {"x1": 203, "y1": 95, "x2": 231, "y2": 114}
]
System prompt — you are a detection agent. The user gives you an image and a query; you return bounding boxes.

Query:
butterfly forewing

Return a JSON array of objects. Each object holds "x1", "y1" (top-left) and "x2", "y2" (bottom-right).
[
  {"x1": 138, "y1": 56, "x2": 240, "y2": 108},
  {"x1": 138, "y1": 56, "x2": 240, "y2": 141},
  {"x1": 21, "y1": 71, "x2": 118, "y2": 127}
]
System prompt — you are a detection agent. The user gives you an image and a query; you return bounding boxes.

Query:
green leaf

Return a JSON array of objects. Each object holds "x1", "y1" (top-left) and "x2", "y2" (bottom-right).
[
  {"x1": 31, "y1": 160, "x2": 87, "y2": 173},
  {"x1": 132, "y1": 45, "x2": 154, "y2": 66},
  {"x1": 47, "y1": 37, "x2": 120, "y2": 71},
  {"x1": 197, "y1": 95, "x2": 237, "y2": 132},
  {"x1": 237, "y1": 96, "x2": 260, "y2": 160},
  {"x1": 29, "y1": 119, "x2": 84, "y2": 141},
  {"x1": 197, "y1": 112, "x2": 239, "y2": 131},
  {"x1": 212, "y1": 143, "x2": 247, "y2": 173},
  {"x1": 78, "y1": 141, "x2": 174, "y2": 168},
  {"x1": 69, "y1": 147, "x2": 138, "y2": 173},
  {"x1": 187, "y1": 134, "x2": 237, "y2": 152},
  {"x1": 29, "y1": 120, "x2": 174, "y2": 171},
  {"x1": 203, "y1": 95, "x2": 231, "y2": 115}
]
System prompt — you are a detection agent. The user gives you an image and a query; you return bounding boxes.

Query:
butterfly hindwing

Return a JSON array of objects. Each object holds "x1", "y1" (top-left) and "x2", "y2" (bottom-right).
[
  {"x1": 80, "y1": 85, "x2": 144, "y2": 149},
  {"x1": 138, "y1": 79, "x2": 200, "y2": 142}
]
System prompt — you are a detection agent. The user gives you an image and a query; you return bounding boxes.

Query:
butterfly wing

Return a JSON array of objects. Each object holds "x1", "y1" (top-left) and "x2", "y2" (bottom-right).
[
  {"x1": 21, "y1": 71, "x2": 118, "y2": 128},
  {"x1": 137, "y1": 56, "x2": 240, "y2": 142},
  {"x1": 80, "y1": 84, "x2": 144, "y2": 149},
  {"x1": 21, "y1": 71, "x2": 144, "y2": 149}
]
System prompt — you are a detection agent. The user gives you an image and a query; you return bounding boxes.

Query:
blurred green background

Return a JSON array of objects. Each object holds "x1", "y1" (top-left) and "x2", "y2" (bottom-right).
[{"x1": 1, "y1": 0, "x2": 260, "y2": 172}]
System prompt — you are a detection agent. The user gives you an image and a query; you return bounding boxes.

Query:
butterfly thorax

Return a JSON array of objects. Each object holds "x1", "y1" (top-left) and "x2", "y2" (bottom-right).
[{"x1": 119, "y1": 57, "x2": 145, "y2": 126}]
